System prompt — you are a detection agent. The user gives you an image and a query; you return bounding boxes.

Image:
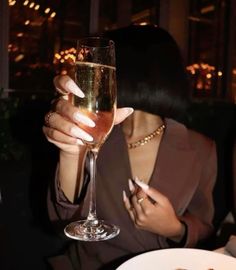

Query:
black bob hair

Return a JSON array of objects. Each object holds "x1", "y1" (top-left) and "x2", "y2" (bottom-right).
[{"x1": 105, "y1": 25, "x2": 190, "y2": 120}]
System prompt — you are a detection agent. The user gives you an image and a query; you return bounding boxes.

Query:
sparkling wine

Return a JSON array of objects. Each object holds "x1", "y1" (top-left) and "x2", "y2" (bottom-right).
[
  {"x1": 70, "y1": 61, "x2": 117, "y2": 150},
  {"x1": 64, "y1": 37, "x2": 120, "y2": 242}
]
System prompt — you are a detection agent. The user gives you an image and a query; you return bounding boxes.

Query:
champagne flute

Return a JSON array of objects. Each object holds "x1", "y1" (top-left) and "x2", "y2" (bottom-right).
[{"x1": 64, "y1": 37, "x2": 120, "y2": 241}]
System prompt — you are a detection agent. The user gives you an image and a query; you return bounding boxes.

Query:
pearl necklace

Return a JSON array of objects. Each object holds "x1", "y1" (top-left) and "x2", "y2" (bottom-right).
[{"x1": 127, "y1": 124, "x2": 165, "y2": 149}]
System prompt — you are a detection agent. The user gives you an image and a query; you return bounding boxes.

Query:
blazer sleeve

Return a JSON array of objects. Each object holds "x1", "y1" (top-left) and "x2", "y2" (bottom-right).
[
  {"x1": 179, "y1": 140, "x2": 217, "y2": 247},
  {"x1": 47, "y1": 164, "x2": 89, "y2": 232}
]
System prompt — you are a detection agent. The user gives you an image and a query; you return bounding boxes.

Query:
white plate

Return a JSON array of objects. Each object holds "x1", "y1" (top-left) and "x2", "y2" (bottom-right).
[{"x1": 116, "y1": 248, "x2": 236, "y2": 270}]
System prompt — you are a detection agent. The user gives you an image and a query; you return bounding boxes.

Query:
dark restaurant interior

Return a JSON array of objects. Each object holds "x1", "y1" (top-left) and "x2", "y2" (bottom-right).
[{"x1": 0, "y1": 0, "x2": 236, "y2": 269}]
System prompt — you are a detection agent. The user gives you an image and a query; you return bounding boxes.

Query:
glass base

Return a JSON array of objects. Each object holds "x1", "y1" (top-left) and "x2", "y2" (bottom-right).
[{"x1": 64, "y1": 219, "x2": 120, "y2": 241}]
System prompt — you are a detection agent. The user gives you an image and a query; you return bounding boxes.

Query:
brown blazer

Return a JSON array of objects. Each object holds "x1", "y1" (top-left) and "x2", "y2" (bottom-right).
[{"x1": 48, "y1": 118, "x2": 217, "y2": 270}]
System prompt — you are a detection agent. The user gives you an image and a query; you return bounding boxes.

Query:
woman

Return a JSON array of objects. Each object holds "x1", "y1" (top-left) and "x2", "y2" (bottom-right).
[{"x1": 43, "y1": 25, "x2": 217, "y2": 269}]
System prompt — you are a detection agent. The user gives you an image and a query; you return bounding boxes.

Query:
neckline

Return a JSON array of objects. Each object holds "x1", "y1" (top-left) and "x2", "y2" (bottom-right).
[{"x1": 122, "y1": 121, "x2": 166, "y2": 186}]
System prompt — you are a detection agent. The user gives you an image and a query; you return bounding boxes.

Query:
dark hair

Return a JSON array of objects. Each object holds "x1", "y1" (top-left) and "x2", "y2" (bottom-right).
[{"x1": 105, "y1": 25, "x2": 190, "y2": 121}]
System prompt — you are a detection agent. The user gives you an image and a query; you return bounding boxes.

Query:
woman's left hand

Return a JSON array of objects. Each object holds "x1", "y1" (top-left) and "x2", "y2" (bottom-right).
[{"x1": 123, "y1": 179, "x2": 185, "y2": 240}]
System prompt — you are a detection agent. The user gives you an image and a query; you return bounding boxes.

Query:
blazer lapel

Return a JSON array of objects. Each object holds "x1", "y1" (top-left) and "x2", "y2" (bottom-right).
[{"x1": 150, "y1": 119, "x2": 200, "y2": 215}]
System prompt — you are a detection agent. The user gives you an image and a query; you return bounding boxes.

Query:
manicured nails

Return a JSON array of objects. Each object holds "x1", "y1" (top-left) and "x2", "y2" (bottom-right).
[
  {"x1": 115, "y1": 107, "x2": 134, "y2": 125},
  {"x1": 124, "y1": 107, "x2": 134, "y2": 117},
  {"x1": 128, "y1": 179, "x2": 135, "y2": 192},
  {"x1": 71, "y1": 127, "x2": 93, "y2": 141},
  {"x1": 76, "y1": 139, "x2": 84, "y2": 145},
  {"x1": 61, "y1": 94, "x2": 69, "y2": 100},
  {"x1": 123, "y1": 190, "x2": 128, "y2": 202},
  {"x1": 65, "y1": 80, "x2": 85, "y2": 97},
  {"x1": 73, "y1": 112, "x2": 95, "y2": 127},
  {"x1": 134, "y1": 179, "x2": 149, "y2": 191}
]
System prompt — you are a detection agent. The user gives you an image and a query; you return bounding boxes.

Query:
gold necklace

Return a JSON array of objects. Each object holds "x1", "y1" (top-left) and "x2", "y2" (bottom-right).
[{"x1": 127, "y1": 124, "x2": 165, "y2": 149}]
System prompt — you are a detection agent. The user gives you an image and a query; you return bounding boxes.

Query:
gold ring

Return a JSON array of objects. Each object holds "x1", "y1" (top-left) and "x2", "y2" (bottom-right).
[
  {"x1": 137, "y1": 197, "x2": 146, "y2": 205},
  {"x1": 45, "y1": 111, "x2": 55, "y2": 127}
]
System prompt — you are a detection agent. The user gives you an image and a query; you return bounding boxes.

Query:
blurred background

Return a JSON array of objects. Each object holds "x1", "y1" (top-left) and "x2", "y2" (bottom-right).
[{"x1": 0, "y1": 0, "x2": 235, "y2": 269}]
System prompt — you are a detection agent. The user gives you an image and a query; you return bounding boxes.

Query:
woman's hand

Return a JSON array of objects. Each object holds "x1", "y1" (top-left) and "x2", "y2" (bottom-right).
[
  {"x1": 123, "y1": 179, "x2": 185, "y2": 241},
  {"x1": 43, "y1": 75, "x2": 133, "y2": 155}
]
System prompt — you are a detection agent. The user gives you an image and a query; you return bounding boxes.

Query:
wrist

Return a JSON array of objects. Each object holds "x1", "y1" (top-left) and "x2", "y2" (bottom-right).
[
  {"x1": 60, "y1": 147, "x2": 87, "y2": 160},
  {"x1": 169, "y1": 221, "x2": 186, "y2": 243},
  {"x1": 59, "y1": 148, "x2": 87, "y2": 202}
]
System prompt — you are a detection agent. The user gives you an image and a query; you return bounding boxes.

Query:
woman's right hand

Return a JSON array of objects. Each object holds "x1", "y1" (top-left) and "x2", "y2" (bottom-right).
[{"x1": 42, "y1": 75, "x2": 133, "y2": 155}]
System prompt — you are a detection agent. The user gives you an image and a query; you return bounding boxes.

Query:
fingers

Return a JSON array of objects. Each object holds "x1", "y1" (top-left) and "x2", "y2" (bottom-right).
[
  {"x1": 53, "y1": 98, "x2": 95, "y2": 128},
  {"x1": 45, "y1": 111, "x2": 56, "y2": 127},
  {"x1": 123, "y1": 179, "x2": 154, "y2": 228},
  {"x1": 53, "y1": 75, "x2": 133, "y2": 126},
  {"x1": 125, "y1": 190, "x2": 155, "y2": 229},
  {"x1": 134, "y1": 179, "x2": 169, "y2": 206},
  {"x1": 44, "y1": 112, "x2": 93, "y2": 143},
  {"x1": 53, "y1": 75, "x2": 84, "y2": 97},
  {"x1": 43, "y1": 125, "x2": 82, "y2": 145},
  {"x1": 114, "y1": 107, "x2": 134, "y2": 125},
  {"x1": 128, "y1": 179, "x2": 136, "y2": 193},
  {"x1": 131, "y1": 190, "x2": 153, "y2": 215},
  {"x1": 43, "y1": 100, "x2": 95, "y2": 153},
  {"x1": 123, "y1": 191, "x2": 135, "y2": 222},
  {"x1": 130, "y1": 194, "x2": 147, "y2": 219},
  {"x1": 53, "y1": 76, "x2": 133, "y2": 128},
  {"x1": 53, "y1": 76, "x2": 133, "y2": 122},
  {"x1": 43, "y1": 128, "x2": 83, "y2": 154}
]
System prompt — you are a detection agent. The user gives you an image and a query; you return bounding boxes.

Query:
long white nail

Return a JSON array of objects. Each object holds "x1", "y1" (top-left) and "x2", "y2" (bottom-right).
[
  {"x1": 66, "y1": 80, "x2": 85, "y2": 97},
  {"x1": 76, "y1": 139, "x2": 84, "y2": 145},
  {"x1": 134, "y1": 179, "x2": 149, "y2": 191},
  {"x1": 124, "y1": 107, "x2": 134, "y2": 117},
  {"x1": 62, "y1": 94, "x2": 69, "y2": 100},
  {"x1": 123, "y1": 190, "x2": 128, "y2": 202},
  {"x1": 55, "y1": 88, "x2": 69, "y2": 99},
  {"x1": 73, "y1": 112, "x2": 95, "y2": 127},
  {"x1": 71, "y1": 127, "x2": 93, "y2": 141},
  {"x1": 128, "y1": 179, "x2": 135, "y2": 192}
]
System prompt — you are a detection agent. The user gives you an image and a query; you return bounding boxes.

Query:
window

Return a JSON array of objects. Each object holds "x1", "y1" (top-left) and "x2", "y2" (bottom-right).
[{"x1": 187, "y1": 0, "x2": 230, "y2": 99}]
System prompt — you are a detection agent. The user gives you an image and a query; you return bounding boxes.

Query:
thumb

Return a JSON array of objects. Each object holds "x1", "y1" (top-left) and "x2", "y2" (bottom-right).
[{"x1": 114, "y1": 107, "x2": 134, "y2": 125}]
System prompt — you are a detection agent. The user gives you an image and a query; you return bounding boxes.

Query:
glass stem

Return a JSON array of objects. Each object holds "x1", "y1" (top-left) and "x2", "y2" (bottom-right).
[{"x1": 87, "y1": 149, "x2": 99, "y2": 225}]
